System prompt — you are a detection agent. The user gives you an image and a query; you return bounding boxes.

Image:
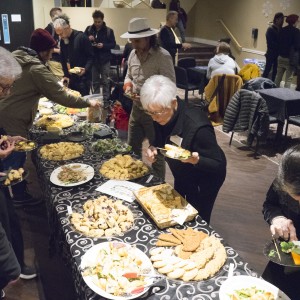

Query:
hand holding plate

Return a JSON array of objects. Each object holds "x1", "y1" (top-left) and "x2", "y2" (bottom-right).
[{"x1": 181, "y1": 152, "x2": 199, "y2": 165}]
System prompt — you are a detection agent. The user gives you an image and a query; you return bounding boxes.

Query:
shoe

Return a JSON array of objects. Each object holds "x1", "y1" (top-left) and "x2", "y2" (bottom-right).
[
  {"x1": 20, "y1": 265, "x2": 37, "y2": 280},
  {"x1": 13, "y1": 191, "x2": 43, "y2": 208},
  {"x1": 1, "y1": 290, "x2": 5, "y2": 299}
]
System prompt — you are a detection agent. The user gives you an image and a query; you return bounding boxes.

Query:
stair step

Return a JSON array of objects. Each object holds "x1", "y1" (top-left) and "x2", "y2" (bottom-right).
[{"x1": 178, "y1": 52, "x2": 214, "y2": 59}]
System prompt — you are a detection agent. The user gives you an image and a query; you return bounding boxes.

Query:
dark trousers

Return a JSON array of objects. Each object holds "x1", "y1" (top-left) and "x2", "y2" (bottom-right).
[
  {"x1": 69, "y1": 74, "x2": 91, "y2": 96},
  {"x1": 262, "y1": 261, "x2": 300, "y2": 299},
  {"x1": 262, "y1": 54, "x2": 278, "y2": 82},
  {"x1": 0, "y1": 222, "x2": 20, "y2": 290},
  {"x1": 174, "y1": 172, "x2": 226, "y2": 225},
  {"x1": 0, "y1": 190, "x2": 24, "y2": 269}
]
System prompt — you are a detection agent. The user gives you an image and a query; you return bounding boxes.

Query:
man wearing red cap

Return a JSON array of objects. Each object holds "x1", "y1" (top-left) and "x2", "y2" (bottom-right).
[
  {"x1": 0, "y1": 29, "x2": 99, "y2": 207},
  {"x1": 274, "y1": 14, "x2": 299, "y2": 88}
]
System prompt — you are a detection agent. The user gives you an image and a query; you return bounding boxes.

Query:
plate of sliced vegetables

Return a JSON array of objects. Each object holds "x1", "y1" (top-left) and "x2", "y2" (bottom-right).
[
  {"x1": 80, "y1": 242, "x2": 158, "y2": 299},
  {"x1": 219, "y1": 275, "x2": 290, "y2": 300},
  {"x1": 264, "y1": 240, "x2": 300, "y2": 267}
]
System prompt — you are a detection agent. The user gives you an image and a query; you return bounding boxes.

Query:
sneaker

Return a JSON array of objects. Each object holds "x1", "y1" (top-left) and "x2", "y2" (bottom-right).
[
  {"x1": 20, "y1": 265, "x2": 37, "y2": 280},
  {"x1": 13, "y1": 191, "x2": 43, "y2": 208},
  {"x1": 1, "y1": 290, "x2": 5, "y2": 299}
]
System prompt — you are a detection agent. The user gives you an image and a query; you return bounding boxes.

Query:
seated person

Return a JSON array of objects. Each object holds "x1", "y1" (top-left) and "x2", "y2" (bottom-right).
[
  {"x1": 141, "y1": 75, "x2": 226, "y2": 224},
  {"x1": 207, "y1": 42, "x2": 240, "y2": 80},
  {"x1": 262, "y1": 145, "x2": 300, "y2": 299}
]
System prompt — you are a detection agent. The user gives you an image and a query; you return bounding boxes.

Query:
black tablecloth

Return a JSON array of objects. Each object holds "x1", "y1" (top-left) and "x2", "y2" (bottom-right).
[
  {"x1": 258, "y1": 88, "x2": 300, "y2": 123},
  {"x1": 31, "y1": 125, "x2": 258, "y2": 300}
]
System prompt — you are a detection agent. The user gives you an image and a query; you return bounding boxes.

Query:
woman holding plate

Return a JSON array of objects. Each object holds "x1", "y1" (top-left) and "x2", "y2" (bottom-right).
[{"x1": 140, "y1": 75, "x2": 226, "y2": 224}]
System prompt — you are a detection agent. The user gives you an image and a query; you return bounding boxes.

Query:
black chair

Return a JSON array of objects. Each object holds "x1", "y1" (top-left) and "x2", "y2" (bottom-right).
[
  {"x1": 177, "y1": 57, "x2": 196, "y2": 69},
  {"x1": 174, "y1": 66, "x2": 199, "y2": 103},
  {"x1": 110, "y1": 44, "x2": 122, "y2": 82},
  {"x1": 285, "y1": 115, "x2": 300, "y2": 137}
]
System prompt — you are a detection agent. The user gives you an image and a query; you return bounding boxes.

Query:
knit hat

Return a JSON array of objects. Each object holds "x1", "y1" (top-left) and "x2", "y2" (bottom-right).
[
  {"x1": 286, "y1": 14, "x2": 299, "y2": 25},
  {"x1": 30, "y1": 28, "x2": 57, "y2": 52}
]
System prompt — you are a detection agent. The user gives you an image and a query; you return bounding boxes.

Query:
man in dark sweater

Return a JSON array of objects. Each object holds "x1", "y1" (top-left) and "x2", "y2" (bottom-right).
[
  {"x1": 262, "y1": 12, "x2": 284, "y2": 81},
  {"x1": 274, "y1": 14, "x2": 299, "y2": 88},
  {"x1": 84, "y1": 10, "x2": 116, "y2": 104},
  {"x1": 44, "y1": 7, "x2": 63, "y2": 78},
  {"x1": 159, "y1": 11, "x2": 191, "y2": 64},
  {"x1": 53, "y1": 14, "x2": 94, "y2": 95}
]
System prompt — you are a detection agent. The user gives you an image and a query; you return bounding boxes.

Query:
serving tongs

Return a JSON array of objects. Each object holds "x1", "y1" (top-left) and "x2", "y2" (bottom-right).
[{"x1": 272, "y1": 235, "x2": 281, "y2": 261}]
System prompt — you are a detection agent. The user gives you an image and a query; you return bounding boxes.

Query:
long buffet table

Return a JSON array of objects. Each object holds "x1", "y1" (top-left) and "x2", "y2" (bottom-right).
[{"x1": 30, "y1": 125, "x2": 258, "y2": 300}]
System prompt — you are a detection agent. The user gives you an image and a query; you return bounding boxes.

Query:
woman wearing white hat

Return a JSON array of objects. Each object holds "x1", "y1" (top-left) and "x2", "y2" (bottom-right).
[{"x1": 121, "y1": 18, "x2": 175, "y2": 179}]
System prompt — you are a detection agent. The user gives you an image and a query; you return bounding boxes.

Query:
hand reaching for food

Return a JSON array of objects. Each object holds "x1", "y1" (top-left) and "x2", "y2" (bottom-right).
[
  {"x1": 0, "y1": 136, "x2": 15, "y2": 159},
  {"x1": 270, "y1": 216, "x2": 298, "y2": 241},
  {"x1": 146, "y1": 146, "x2": 158, "y2": 163}
]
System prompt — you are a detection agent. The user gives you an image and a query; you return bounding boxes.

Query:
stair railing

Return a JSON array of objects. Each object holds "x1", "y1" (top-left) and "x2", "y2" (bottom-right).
[{"x1": 216, "y1": 19, "x2": 242, "y2": 52}]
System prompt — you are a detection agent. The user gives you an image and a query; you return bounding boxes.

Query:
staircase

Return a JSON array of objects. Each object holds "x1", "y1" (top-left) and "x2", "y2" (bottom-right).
[{"x1": 178, "y1": 42, "x2": 215, "y2": 66}]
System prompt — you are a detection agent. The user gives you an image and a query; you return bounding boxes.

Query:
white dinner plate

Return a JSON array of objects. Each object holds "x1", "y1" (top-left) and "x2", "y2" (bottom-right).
[
  {"x1": 80, "y1": 242, "x2": 155, "y2": 300},
  {"x1": 219, "y1": 275, "x2": 290, "y2": 300},
  {"x1": 50, "y1": 163, "x2": 94, "y2": 187}
]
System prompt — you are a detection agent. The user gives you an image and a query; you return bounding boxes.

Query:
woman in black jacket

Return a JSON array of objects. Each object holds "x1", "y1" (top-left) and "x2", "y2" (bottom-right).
[
  {"x1": 140, "y1": 75, "x2": 226, "y2": 224},
  {"x1": 262, "y1": 145, "x2": 300, "y2": 299}
]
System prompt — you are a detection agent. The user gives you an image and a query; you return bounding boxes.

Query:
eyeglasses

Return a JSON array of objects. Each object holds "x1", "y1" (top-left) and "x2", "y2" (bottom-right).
[
  {"x1": 0, "y1": 82, "x2": 14, "y2": 94},
  {"x1": 144, "y1": 108, "x2": 168, "y2": 116}
]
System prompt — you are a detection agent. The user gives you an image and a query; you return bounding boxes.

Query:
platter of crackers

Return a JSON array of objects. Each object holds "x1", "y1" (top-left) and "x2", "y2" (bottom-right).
[
  {"x1": 70, "y1": 196, "x2": 134, "y2": 238},
  {"x1": 149, "y1": 227, "x2": 227, "y2": 282},
  {"x1": 134, "y1": 183, "x2": 198, "y2": 229}
]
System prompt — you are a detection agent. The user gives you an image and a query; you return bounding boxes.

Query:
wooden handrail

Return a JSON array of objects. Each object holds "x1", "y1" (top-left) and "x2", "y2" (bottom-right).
[{"x1": 216, "y1": 19, "x2": 242, "y2": 51}]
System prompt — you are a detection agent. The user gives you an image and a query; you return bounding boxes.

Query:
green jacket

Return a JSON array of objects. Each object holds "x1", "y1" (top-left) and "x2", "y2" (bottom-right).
[{"x1": 0, "y1": 48, "x2": 89, "y2": 137}]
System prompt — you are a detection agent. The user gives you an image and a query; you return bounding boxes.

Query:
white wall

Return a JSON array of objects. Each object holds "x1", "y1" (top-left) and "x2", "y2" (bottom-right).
[{"x1": 37, "y1": 7, "x2": 166, "y2": 46}]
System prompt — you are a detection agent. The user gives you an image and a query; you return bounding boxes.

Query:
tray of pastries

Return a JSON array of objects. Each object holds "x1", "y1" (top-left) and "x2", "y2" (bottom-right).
[
  {"x1": 99, "y1": 154, "x2": 149, "y2": 180},
  {"x1": 134, "y1": 183, "x2": 198, "y2": 229},
  {"x1": 70, "y1": 196, "x2": 134, "y2": 238},
  {"x1": 39, "y1": 142, "x2": 84, "y2": 160}
]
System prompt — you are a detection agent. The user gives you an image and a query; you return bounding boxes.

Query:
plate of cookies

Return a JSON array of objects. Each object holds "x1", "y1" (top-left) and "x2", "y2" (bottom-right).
[{"x1": 148, "y1": 227, "x2": 227, "y2": 282}]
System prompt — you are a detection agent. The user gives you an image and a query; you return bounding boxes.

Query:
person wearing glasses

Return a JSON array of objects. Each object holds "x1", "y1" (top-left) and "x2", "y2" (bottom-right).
[
  {"x1": 53, "y1": 14, "x2": 94, "y2": 96},
  {"x1": 262, "y1": 145, "x2": 300, "y2": 299},
  {"x1": 140, "y1": 75, "x2": 226, "y2": 224},
  {"x1": 0, "y1": 47, "x2": 38, "y2": 297}
]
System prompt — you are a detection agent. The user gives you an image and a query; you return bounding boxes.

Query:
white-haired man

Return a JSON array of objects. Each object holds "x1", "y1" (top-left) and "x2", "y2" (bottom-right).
[
  {"x1": 53, "y1": 14, "x2": 94, "y2": 96},
  {"x1": 121, "y1": 18, "x2": 175, "y2": 179}
]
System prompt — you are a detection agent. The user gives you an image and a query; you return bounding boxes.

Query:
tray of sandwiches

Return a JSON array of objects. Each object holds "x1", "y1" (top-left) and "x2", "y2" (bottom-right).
[{"x1": 134, "y1": 183, "x2": 198, "y2": 229}]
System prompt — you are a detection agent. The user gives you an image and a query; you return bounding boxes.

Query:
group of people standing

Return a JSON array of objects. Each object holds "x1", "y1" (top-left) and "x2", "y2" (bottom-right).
[{"x1": 263, "y1": 13, "x2": 300, "y2": 90}]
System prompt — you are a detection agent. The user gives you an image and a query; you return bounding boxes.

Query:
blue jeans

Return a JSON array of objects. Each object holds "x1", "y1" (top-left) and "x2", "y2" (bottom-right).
[{"x1": 177, "y1": 19, "x2": 186, "y2": 43}]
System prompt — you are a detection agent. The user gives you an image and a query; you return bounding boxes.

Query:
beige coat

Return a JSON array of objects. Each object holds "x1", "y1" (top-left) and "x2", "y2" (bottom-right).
[{"x1": 0, "y1": 48, "x2": 89, "y2": 137}]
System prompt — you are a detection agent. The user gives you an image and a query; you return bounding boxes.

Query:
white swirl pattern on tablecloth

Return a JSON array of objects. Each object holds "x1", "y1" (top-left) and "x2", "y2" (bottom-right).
[{"x1": 29, "y1": 126, "x2": 258, "y2": 300}]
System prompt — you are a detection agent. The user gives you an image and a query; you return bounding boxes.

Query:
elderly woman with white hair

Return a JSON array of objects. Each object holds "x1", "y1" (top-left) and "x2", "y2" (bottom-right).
[{"x1": 141, "y1": 75, "x2": 226, "y2": 224}]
